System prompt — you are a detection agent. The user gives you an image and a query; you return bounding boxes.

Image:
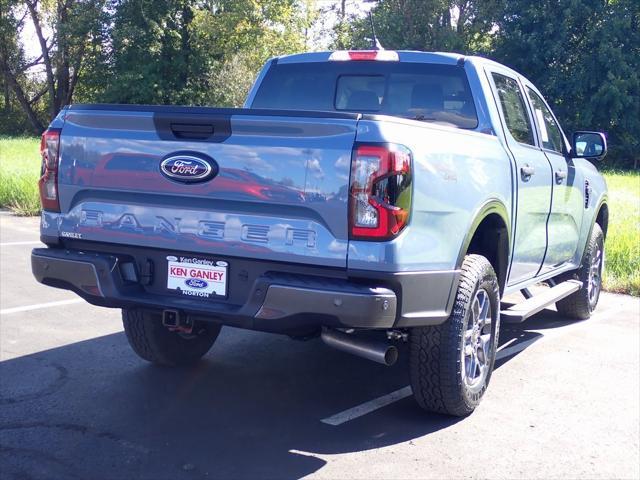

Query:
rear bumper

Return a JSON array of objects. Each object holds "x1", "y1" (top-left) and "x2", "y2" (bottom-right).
[{"x1": 31, "y1": 247, "x2": 458, "y2": 333}]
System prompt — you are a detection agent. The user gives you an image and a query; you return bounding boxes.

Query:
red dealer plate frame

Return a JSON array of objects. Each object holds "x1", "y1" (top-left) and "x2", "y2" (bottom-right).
[{"x1": 166, "y1": 256, "x2": 228, "y2": 299}]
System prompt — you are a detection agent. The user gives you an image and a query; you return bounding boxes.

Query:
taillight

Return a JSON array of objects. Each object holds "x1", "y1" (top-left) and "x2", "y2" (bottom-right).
[
  {"x1": 349, "y1": 144, "x2": 412, "y2": 240},
  {"x1": 329, "y1": 50, "x2": 399, "y2": 61},
  {"x1": 38, "y1": 128, "x2": 61, "y2": 211}
]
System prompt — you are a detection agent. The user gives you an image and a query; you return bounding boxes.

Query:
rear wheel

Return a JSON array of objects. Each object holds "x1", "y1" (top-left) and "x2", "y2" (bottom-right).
[
  {"x1": 409, "y1": 254, "x2": 500, "y2": 417},
  {"x1": 555, "y1": 223, "x2": 604, "y2": 320},
  {"x1": 122, "y1": 309, "x2": 220, "y2": 366}
]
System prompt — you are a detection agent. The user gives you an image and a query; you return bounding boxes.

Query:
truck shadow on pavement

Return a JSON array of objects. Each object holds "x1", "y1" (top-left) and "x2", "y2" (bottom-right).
[{"x1": 0, "y1": 308, "x2": 579, "y2": 480}]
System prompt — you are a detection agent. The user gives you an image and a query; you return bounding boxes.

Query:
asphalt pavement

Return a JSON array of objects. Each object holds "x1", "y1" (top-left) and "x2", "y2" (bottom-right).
[{"x1": 1, "y1": 212, "x2": 639, "y2": 480}]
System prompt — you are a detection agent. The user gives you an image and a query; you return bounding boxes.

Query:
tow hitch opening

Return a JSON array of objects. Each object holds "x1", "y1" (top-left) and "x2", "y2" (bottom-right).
[{"x1": 162, "y1": 309, "x2": 193, "y2": 334}]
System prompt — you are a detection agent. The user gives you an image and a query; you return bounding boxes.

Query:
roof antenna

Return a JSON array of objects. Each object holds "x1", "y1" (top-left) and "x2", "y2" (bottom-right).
[{"x1": 368, "y1": 11, "x2": 384, "y2": 50}]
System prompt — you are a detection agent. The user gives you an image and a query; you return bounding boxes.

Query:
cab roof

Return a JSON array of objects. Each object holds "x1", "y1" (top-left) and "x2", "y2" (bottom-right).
[{"x1": 275, "y1": 50, "x2": 465, "y2": 65}]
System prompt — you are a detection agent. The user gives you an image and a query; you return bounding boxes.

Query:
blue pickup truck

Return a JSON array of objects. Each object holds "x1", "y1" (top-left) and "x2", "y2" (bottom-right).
[{"x1": 32, "y1": 50, "x2": 608, "y2": 416}]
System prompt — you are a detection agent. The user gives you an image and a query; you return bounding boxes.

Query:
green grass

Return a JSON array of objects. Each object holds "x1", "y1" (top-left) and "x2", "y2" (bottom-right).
[
  {"x1": 0, "y1": 136, "x2": 638, "y2": 295},
  {"x1": 601, "y1": 170, "x2": 640, "y2": 296},
  {"x1": 0, "y1": 136, "x2": 41, "y2": 216}
]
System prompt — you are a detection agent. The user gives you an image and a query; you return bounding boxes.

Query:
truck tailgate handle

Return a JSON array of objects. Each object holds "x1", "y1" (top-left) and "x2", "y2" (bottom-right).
[
  {"x1": 154, "y1": 113, "x2": 232, "y2": 142},
  {"x1": 170, "y1": 123, "x2": 214, "y2": 140},
  {"x1": 520, "y1": 164, "x2": 535, "y2": 179}
]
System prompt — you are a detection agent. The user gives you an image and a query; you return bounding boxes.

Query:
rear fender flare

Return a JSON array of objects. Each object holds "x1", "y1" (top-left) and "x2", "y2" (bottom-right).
[{"x1": 455, "y1": 200, "x2": 511, "y2": 291}]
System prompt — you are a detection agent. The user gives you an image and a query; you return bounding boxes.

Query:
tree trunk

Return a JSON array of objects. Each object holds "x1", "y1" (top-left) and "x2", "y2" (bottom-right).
[
  {"x1": 67, "y1": 45, "x2": 85, "y2": 105},
  {"x1": 2, "y1": 74, "x2": 9, "y2": 111},
  {"x1": 55, "y1": 0, "x2": 70, "y2": 107},
  {"x1": 180, "y1": 3, "x2": 192, "y2": 88},
  {"x1": 0, "y1": 57, "x2": 44, "y2": 132},
  {"x1": 26, "y1": 0, "x2": 58, "y2": 119}
]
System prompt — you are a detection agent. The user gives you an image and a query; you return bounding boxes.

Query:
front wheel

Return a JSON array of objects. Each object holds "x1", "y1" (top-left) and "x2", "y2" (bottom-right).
[
  {"x1": 409, "y1": 254, "x2": 501, "y2": 417},
  {"x1": 555, "y1": 223, "x2": 605, "y2": 320}
]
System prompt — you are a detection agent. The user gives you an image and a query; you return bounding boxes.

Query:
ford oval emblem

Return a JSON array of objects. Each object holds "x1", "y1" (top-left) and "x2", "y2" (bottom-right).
[
  {"x1": 185, "y1": 278, "x2": 208, "y2": 289},
  {"x1": 160, "y1": 152, "x2": 218, "y2": 183}
]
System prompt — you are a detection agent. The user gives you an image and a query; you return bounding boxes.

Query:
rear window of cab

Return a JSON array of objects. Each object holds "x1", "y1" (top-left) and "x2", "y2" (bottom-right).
[{"x1": 251, "y1": 61, "x2": 478, "y2": 129}]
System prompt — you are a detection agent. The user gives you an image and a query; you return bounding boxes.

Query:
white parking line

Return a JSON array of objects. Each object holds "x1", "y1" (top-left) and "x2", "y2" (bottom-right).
[
  {"x1": 320, "y1": 305, "x2": 626, "y2": 426},
  {"x1": 321, "y1": 386, "x2": 413, "y2": 426},
  {"x1": 0, "y1": 241, "x2": 42, "y2": 246},
  {"x1": 320, "y1": 338, "x2": 539, "y2": 427},
  {"x1": 0, "y1": 298, "x2": 84, "y2": 315}
]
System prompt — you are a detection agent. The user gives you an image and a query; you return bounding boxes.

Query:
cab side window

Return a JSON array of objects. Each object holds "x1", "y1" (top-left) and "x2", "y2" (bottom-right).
[
  {"x1": 527, "y1": 88, "x2": 564, "y2": 153},
  {"x1": 492, "y1": 73, "x2": 535, "y2": 146}
]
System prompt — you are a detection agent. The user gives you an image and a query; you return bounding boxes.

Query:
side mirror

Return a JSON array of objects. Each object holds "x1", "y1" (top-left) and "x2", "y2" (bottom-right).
[{"x1": 572, "y1": 131, "x2": 607, "y2": 161}]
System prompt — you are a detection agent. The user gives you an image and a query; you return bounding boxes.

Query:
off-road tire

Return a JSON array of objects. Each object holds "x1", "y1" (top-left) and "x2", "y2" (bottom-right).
[
  {"x1": 409, "y1": 254, "x2": 500, "y2": 417},
  {"x1": 122, "y1": 309, "x2": 221, "y2": 366},
  {"x1": 555, "y1": 223, "x2": 604, "y2": 320}
]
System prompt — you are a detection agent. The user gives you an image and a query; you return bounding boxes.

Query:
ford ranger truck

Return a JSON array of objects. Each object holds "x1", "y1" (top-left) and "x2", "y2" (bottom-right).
[{"x1": 31, "y1": 50, "x2": 609, "y2": 417}]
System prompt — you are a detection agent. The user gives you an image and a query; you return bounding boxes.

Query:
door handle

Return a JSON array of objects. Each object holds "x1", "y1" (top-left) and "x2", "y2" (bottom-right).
[
  {"x1": 520, "y1": 164, "x2": 535, "y2": 179},
  {"x1": 555, "y1": 170, "x2": 567, "y2": 183}
]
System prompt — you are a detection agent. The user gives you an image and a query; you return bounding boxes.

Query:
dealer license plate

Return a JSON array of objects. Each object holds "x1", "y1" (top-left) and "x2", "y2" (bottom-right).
[{"x1": 166, "y1": 256, "x2": 228, "y2": 298}]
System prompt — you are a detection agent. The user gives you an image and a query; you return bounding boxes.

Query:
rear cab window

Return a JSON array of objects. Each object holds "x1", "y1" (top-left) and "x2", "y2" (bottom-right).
[{"x1": 252, "y1": 61, "x2": 478, "y2": 129}]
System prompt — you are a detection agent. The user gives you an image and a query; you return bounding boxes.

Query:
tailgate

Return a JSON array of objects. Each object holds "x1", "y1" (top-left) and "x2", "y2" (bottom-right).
[{"x1": 54, "y1": 106, "x2": 359, "y2": 267}]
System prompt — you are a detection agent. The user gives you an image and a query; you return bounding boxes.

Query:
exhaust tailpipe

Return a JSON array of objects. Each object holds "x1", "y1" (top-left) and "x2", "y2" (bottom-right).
[{"x1": 321, "y1": 329, "x2": 398, "y2": 366}]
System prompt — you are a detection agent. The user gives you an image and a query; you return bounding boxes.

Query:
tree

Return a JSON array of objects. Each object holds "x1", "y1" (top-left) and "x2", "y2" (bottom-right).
[
  {"x1": 492, "y1": 0, "x2": 640, "y2": 167},
  {"x1": 0, "y1": 0, "x2": 46, "y2": 131},
  {"x1": 190, "y1": 0, "x2": 313, "y2": 106},
  {"x1": 0, "y1": 0, "x2": 105, "y2": 133},
  {"x1": 95, "y1": 0, "x2": 312, "y2": 107},
  {"x1": 336, "y1": 0, "x2": 639, "y2": 167},
  {"x1": 331, "y1": 0, "x2": 499, "y2": 53}
]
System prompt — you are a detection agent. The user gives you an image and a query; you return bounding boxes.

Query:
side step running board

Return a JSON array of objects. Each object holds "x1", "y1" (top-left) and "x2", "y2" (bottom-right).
[{"x1": 501, "y1": 280, "x2": 582, "y2": 323}]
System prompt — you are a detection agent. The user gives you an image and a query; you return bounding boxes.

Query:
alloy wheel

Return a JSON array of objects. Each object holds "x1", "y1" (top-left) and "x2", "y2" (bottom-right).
[{"x1": 462, "y1": 288, "x2": 493, "y2": 391}]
